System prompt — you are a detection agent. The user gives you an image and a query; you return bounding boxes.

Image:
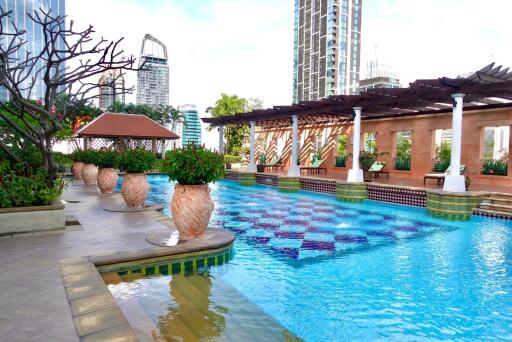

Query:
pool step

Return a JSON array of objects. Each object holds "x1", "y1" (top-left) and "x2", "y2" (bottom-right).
[
  {"x1": 478, "y1": 202, "x2": 512, "y2": 213},
  {"x1": 473, "y1": 207, "x2": 512, "y2": 219}
]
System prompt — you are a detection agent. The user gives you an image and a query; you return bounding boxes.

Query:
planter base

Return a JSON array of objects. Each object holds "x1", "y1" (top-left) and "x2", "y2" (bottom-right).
[
  {"x1": 103, "y1": 204, "x2": 164, "y2": 213},
  {"x1": 0, "y1": 201, "x2": 65, "y2": 236}
]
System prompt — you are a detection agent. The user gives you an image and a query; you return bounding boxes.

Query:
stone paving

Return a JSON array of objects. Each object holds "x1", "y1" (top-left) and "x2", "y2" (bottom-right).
[{"x1": 0, "y1": 182, "x2": 176, "y2": 342}]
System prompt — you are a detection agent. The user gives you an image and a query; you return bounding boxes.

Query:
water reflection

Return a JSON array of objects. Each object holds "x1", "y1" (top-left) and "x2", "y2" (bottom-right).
[{"x1": 156, "y1": 273, "x2": 226, "y2": 341}]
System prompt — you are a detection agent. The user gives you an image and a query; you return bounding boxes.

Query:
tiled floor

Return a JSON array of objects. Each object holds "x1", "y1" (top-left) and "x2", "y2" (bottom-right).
[{"x1": 0, "y1": 184, "x2": 170, "y2": 342}]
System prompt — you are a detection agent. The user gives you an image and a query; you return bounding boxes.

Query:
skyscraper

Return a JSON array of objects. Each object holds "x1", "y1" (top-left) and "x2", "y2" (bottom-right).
[
  {"x1": 178, "y1": 104, "x2": 202, "y2": 147},
  {"x1": 359, "y1": 56, "x2": 400, "y2": 92},
  {"x1": 0, "y1": 0, "x2": 66, "y2": 101},
  {"x1": 293, "y1": 0, "x2": 362, "y2": 103},
  {"x1": 136, "y1": 34, "x2": 169, "y2": 106},
  {"x1": 98, "y1": 70, "x2": 125, "y2": 110}
]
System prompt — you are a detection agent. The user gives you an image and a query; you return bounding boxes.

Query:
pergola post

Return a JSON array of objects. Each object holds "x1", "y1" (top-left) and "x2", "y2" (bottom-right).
[
  {"x1": 151, "y1": 138, "x2": 157, "y2": 153},
  {"x1": 288, "y1": 115, "x2": 300, "y2": 176},
  {"x1": 347, "y1": 107, "x2": 364, "y2": 182},
  {"x1": 443, "y1": 93, "x2": 466, "y2": 192},
  {"x1": 247, "y1": 121, "x2": 257, "y2": 172},
  {"x1": 218, "y1": 125, "x2": 224, "y2": 154}
]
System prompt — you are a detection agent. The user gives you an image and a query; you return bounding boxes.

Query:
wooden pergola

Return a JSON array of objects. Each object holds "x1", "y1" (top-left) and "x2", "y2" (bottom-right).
[
  {"x1": 77, "y1": 112, "x2": 180, "y2": 154},
  {"x1": 202, "y1": 63, "x2": 512, "y2": 192}
]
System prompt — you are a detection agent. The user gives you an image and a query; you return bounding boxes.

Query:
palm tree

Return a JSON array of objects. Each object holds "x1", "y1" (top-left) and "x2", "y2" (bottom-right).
[{"x1": 157, "y1": 105, "x2": 185, "y2": 156}]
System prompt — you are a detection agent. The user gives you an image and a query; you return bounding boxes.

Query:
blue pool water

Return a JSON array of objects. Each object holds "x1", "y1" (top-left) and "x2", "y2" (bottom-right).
[{"x1": 116, "y1": 175, "x2": 512, "y2": 341}]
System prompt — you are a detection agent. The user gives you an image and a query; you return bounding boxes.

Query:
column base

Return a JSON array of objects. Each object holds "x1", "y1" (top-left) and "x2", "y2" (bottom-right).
[
  {"x1": 287, "y1": 165, "x2": 300, "y2": 177},
  {"x1": 443, "y1": 175, "x2": 466, "y2": 193},
  {"x1": 427, "y1": 189, "x2": 481, "y2": 220},
  {"x1": 336, "y1": 182, "x2": 367, "y2": 203},
  {"x1": 238, "y1": 172, "x2": 256, "y2": 186},
  {"x1": 247, "y1": 163, "x2": 257, "y2": 173},
  {"x1": 278, "y1": 176, "x2": 301, "y2": 192},
  {"x1": 347, "y1": 169, "x2": 364, "y2": 183}
]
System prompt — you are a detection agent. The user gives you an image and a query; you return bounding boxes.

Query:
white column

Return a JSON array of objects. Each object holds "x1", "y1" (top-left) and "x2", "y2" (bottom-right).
[
  {"x1": 443, "y1": 93, "x2": 466, "y2": 192},
  {"x1": 347, "y1": 107, "x2": 364, "y2": 182},
  {"x1": 247, "y1": 121, "x2": 257, "y2": 172},
  {"x1": 288, "y1": 115, "x2": 300, "y2": 176},
  {"x1": 218, "y1": 125, "x2": 224, "y2": 154}
]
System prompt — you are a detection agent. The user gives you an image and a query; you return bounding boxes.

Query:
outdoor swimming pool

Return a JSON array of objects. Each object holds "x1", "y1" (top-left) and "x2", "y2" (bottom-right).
[{"x1": 107, "y1": 174, "x2": 512, "y2": 341}]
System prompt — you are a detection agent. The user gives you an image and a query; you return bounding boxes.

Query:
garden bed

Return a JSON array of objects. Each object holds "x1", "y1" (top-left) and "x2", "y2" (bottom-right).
[{"x1": 0, "y1": 201, "x2": 65, "y2": 236}]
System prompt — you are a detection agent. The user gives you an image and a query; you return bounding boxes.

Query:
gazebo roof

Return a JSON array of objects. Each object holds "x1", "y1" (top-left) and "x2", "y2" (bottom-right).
[
  {"x1": 202, "y1": 63, "x2": 512, "y2": 128},
  {"x1": 77, "y1": 112, "x2": 180, "y2": 140}
]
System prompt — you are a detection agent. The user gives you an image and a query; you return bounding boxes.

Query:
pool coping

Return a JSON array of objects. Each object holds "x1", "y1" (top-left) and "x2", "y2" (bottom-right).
[{"x1": 58, "y1": 222, "x2": 235, "y2": 341}]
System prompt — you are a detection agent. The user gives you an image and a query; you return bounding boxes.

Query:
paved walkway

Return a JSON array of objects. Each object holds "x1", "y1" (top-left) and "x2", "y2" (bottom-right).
[{"x1": 0, "y1": 183, "x2": 171, "y2": 342}]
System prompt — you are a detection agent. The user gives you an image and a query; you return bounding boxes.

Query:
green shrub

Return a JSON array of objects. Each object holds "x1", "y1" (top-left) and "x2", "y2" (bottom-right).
[
  {"x1": 335, "y1": 156, "x2": 346, "y2": 167},
  {"x1": 395, "y1": 158, "x2": 411, "y2": 171},
  {"x1": 0, "y1": 169, "x2": 65, "y2": 208},
  {"x1": 337, "y1": 135, "x2": 348, "y2": 157},
  {"x1": 94, "y1": 150, "x2": 119, "y2": 169},
  {"x1": 433, "y1": 141, "x2": 451, "y2": 171},
  {"x1": 481, "y1": 159, "x2": 508, "y2": 176},
  {"x1": 359, "y1": 149, "x2": 387, "y2": 171},
  {"x1": 224, "y1": 155, "x2": 241, "y2": 164},
  {"x1": 259, "y1": 152, "x2": 267, "y2": 164},
  {"x1": 116, "y1": 149, "x2": 157, "y2": 173},
  {"x1": 161, "y1": 144, "x2": 225, "y2": 185}
]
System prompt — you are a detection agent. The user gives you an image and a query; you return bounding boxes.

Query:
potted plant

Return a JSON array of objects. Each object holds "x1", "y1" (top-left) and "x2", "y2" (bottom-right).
[
  {"x1": 80, "y1": 150, "x2": 98, "y2": 185},
  {"x1": 359, "y1": 149, "x2": 387, "y2": 182},
  {"x1": 70, "y1": 150, "x2": 85, "y2": 180},
  {"x1": 224, "y1": 154, "x2": 241, "y2": 170},
  {"x1": 257, "y1": 153, "x2": 266, "y2": 172},
  {"x1": 94, "y1": 150, "x2": 119, "y2": 193},
  {"x1": 161, "y1": 144, "x2": 225, "y2": 239},
  {"x1": 115, "y1": 149, "x2": 156, "y2": 208},
  {"x1": 335, "y1": 135, "x2": 348, "y2": 167}
]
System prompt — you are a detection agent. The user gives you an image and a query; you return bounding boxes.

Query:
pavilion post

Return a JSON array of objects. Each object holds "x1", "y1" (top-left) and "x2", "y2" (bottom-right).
[
  {"x1": 151, "y1": 138, "x2": 157, "y2": 153},
  {"x1": 83, "y1": 137, "x2": 89, "y2": 150},
  {"x1": 288, "y1": 115, "x2": 300, "y2": 176},
  {"x1": 347, "y1": 107, "x2": 364, "y2": 182},
  {"x1": 218, "y1": 125, "x2": 224, "y2": 154},
  {"x1": 443, "y1": 93, "x2": 466, "y2": 192},
  {"x1": 248, "y1": 121, "x2": 257, "y2": 172}
]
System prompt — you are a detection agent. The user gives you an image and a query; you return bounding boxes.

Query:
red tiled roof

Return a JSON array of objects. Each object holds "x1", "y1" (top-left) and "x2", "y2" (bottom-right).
[{"x1": 76, "y1": 113, "x2": 180, "y2": 140}]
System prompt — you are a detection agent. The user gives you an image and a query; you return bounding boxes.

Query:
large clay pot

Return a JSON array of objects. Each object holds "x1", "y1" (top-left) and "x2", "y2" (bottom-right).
[
  {"x1": 122, "y1": 173, "x2": 149, "y2": 208},
  {"x1": 72, "y1": 162, "x2": 84, "y2": 180},
  {"x1": 81, "y1": 163, "x2": 98, "y2": 185},
  {"x1": 97, "y1": 168, "x2": 118, "y2": 193},
  {"x1": 171, "y1": 184, "x2": 214, "y2": 239}
]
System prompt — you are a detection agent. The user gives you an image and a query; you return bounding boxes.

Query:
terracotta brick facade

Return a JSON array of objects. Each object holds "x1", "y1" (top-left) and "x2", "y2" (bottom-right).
[{"x1": 256, "y1": 106, "x2": 512, "y2": 188}]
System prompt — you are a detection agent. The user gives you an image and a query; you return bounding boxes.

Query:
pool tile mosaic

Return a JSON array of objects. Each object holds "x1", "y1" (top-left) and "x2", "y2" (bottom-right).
[{"x1": 211, "y1": 183, "x2": 460, "y2": 261}]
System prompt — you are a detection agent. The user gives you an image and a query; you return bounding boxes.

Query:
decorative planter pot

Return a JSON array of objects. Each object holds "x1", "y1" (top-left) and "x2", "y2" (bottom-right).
[
  {"x1": 81, "y1": 163, "x2": 98, "y2": 185},
  {"x1": 72, "y1": 162, "x2": 84, "y2": 180},
  {"x1": 97, "y1": 168, "x2": 118, "y2": 193},
  {"x1": 171, "y1": 184, "x2": 214, "y2": 239},
  {"x1": 363, "y1": 170, "x2": 372, "y2": 182},
  {"x1": 225, "y1": 163, "x2": 232, "y2": 170},
  {"x1": 257, "y1": 165, "x2": 265, "y2": 172},
  {"x1": 122, "y1": 173, "x2": 149, "y2": 208}
]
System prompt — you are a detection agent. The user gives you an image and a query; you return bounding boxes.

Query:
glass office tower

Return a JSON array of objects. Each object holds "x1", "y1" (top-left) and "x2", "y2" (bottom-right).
[{"x1": 178, "y1": 104, "x2": 202, "y2": 147}]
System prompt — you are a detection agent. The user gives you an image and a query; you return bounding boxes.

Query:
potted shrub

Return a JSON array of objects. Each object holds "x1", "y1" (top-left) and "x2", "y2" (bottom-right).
[
  {"x1": 116, "y1": 148, "x2": 157, "y2": 208},
  {"x1": 336, "y1": 135, "x2": 347, "y2": 167},
  {"x1": 359, "y1": 149, "x2": 387, "y2": 182},
  {"x1": 257, "y1": 153, "x2": 266, "y2": 172},
  {"x1": 70, "y1": 150, "x2": 85, "y2": 180},
  {"x1": 80, "y1": 150, "x2": 98, "y2": 185},
  {"x1": 161, "y1": 144, "x2": 225, "y2": 239},
  {"x1": 94, "y1": 150, "x2": 119, "y2": 193},
  {"x1": 224, "y1": 154, "x2": 241, "y2": 169}
]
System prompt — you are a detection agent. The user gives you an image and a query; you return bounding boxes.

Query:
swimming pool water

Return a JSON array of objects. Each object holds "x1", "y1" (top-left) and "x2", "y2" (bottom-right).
[{"x1": 111, "y1": 175, "x2": 512, "y2": 341}]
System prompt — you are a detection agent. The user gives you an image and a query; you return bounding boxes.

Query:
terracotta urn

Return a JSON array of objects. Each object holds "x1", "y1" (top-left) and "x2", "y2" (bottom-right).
[
  {"x1": 171, "y1": 184, "x2": 214, "y2": 239},
  {"x1": 81, "y1": 163, "x2": 98, "y2": 185},
  {"x1": 72, "y1": 161, "x2": 84, "y2": 180},
  {"x1": 122, "y1": 173, "x2": 149, "y2": 208},
  {"x1": 97, "y1": 168, "x2": 118, "y2": 194}
]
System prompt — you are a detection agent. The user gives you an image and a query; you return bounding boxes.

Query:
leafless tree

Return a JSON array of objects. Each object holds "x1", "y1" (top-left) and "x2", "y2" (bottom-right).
[{"x1": 0, "y1": 8, "x2": 138, "y2": 182}]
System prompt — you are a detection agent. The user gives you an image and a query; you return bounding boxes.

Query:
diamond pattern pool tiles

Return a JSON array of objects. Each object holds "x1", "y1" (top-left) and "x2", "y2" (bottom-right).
[{"x1": 211, "y1": 184, "x2": 458, "y2": 261}]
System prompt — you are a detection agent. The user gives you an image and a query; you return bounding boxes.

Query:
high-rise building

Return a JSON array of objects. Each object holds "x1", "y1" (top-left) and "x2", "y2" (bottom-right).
[
  {"x1": 136, "y1": 34, "x2": 169, "y2": 106},
  {"x1": 359, "y1": 56, "x2": 400, "y2": 92},
  {"x1": 0, "y1": 0, "x2": 65, "y2": 101},
  {"x1": 178, "y1": 104, "x2": 202, "y2": 147},
  {"x1": 293, "y1": 0, "x2": 362, "y2": 103},
  {"x1": 98, "y1": 70, "x2": 125, "y2": 110}
]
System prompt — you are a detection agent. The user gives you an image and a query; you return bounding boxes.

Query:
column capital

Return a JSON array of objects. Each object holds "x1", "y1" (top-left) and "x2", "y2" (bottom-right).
[
  {"x1": 451, "y1": 93, "x2": 465, "y2": 99},
  {"x1": 352, "y1": 106, "x2": 363, "y2": 111}
]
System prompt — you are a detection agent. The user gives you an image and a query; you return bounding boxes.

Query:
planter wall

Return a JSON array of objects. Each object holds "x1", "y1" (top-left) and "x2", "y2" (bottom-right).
[{"x1": 0, "y1": 201, "x2": 65, "y2": 236}]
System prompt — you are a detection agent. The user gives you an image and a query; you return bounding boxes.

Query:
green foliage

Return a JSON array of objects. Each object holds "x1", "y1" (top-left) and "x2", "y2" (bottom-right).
[
  {"x1": 78, "y1": 150, "x2": 97, "y2": 164},
  {"x1": 93, "y1": 150, "x2": 119, "y2": 169},
  {"x1": 161, "y1": 144, "x2": 225, "y2": 185},
  {"x1": 337, "y1": 135, "x2": 348, "y2": 157},
  {"x1": 116, "y1": 149, "x2": 157, "y2": 173},
  {"x1": 433, "y1": 141, "x2": 451, "y2": 171},
  {"x1": 359, "y1": 149, "x2": 387, "y2": 171},
  {"x1": 211, "y1": 94, "x2": 264, "y2": 155},
  {"x1": 311, "y1": 151, "x2": 321, "y2": 164},
  {"x1": 481, "y1": 157, "x2": 508, "y2": 176},
  {"x1": 335, "y1": 156, "x2": 346, "y2": 167},
  {"x1": 109, "y1": 101, "x2": 181, "y2": 126},
  {"x1": 0, "y1": 169, "x2": 65, "y2": 208},
  {"x1": 259, "y1": 152, "x2": 267, "y2": 164},
  {"x1": 395, "y1": 136, "x2": 412, "y2": 171},
  {"x1": 224, "y1": 155, "x2": 241, "y2": 164}
]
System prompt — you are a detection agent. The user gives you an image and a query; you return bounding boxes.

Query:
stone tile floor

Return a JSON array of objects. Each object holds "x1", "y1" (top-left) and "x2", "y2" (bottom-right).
[{"x1": 0, "y1": 183, "x2": 171, "y2": 342}]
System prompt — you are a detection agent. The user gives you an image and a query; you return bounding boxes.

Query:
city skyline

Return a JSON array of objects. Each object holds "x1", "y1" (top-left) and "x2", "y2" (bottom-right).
[{"x1": 98, "y1": 70, "x2": 126, "y2": 110}]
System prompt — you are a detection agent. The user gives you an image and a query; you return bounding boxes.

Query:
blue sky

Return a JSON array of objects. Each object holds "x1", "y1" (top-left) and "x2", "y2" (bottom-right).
[{"x1": 67, "y1": 0, "x2": 512, "y2": 147}]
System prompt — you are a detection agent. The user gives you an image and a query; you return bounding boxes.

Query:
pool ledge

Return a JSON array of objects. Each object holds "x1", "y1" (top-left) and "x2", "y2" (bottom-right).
[{"x1": 58, "y1": 228, "x2": 235, "y2": 341}]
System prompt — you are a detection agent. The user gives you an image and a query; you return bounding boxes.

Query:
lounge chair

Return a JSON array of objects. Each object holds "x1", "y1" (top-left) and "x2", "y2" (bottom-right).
[
  {"x1": 300, "y1": 159, "x2": 327, "y2": 174},
  {"x1": 424, "y1": 165, "x2": 466, "y2": 185},
  {"x1": 261, "y1": 157, "x2": 282, "y2": 172},
  {"x1": 368, "y1": 161, "x2": 388, "y2": 178}
]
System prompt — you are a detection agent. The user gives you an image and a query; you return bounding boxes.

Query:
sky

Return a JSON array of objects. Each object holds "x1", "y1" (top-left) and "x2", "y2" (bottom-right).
[{"x1": 66, "y1": 0, "x2": 512, "y2": 148}]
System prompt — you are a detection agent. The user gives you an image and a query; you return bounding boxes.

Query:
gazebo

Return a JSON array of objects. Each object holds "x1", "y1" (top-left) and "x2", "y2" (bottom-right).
[
  {"x1": 203, "y1": 63, "x2": 512, "y2": 193},
  {"x1": 76, "y1": 112, "x2": 180, "y2": 154}
]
